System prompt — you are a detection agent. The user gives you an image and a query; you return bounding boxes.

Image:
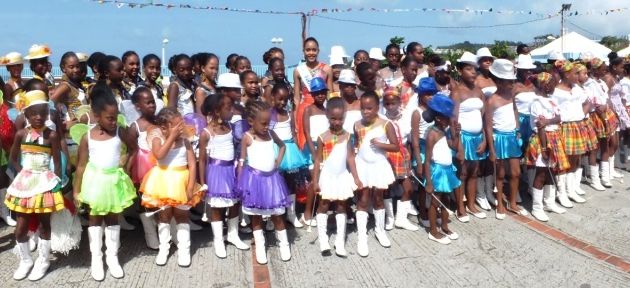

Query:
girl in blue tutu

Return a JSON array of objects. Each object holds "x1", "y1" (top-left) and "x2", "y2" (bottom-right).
[
  {"x1": 270, "y1": 83, "x2": 309, "y2": 228},
  {"x1": 237, "y1": 100, "x2": 291, "y2": 265},
  {"x1": 198, "y1": 93, "x2": 249, "y2": 259},
  {"x1": 423, "y1": 94, "x2": 461, "y2": 245}
]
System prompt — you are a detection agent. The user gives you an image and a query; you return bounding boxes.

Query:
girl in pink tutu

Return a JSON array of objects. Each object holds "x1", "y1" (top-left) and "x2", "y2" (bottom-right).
[{"x1": 237, "y1": 100, "x2": 291, "y2": 265}]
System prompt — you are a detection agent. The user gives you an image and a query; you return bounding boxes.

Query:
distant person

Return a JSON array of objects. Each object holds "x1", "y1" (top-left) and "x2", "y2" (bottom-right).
[
  {"x1": 193, "y1": 53, "x2": 219, "y2": 113},
  {"x1": 405, "y1": 42, "x2": 428, "y2": 85},
  {"x1": 378, "y1": 43, "x2": 403, "y2": 87},
  {"x1": 517, "y1": 44, "x2": 530, "y2": 55},
  {"x1": 166, "y1": 54, "x2": 195, "y2": 115},
  {"x1": 121, "y1": 51, "x2": 141, "y2": 94},
  {"x1": 2, "y1": 52, "x2": 25, "y2": 104}
]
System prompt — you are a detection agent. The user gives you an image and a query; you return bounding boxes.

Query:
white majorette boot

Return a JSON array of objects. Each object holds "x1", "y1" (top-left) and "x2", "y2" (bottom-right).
[
  {"x1": 373, "y1": 209, "x2": 391, "y2": 248},
  {"x1": 211, "y1": 221, "x2": 226, "y2": 259},
  {"x1": 395, "y1": 200, "x2": 419, "y2": 231},
  {"x1": 253, "y1": 229, "x2": 267, "y2": 264},
  {"x1": 356, "y1": 211, "x2": 369, "y2": 257},
  {"x1": 543, "y1": 185, "x2": 566, "y2": 214},
  {"x1": 600, "y1": 161, "x2": 613, "y2": 188},
  {"x1": 316, "y1": 213, "x2": 330, "y2": 254},
  {"x1": 334, "y1": 214, "x2": 347, "y2": 257},
  {"x1": 588, "y1": 165, "x2": 606, "y2": 191},
  {"x1": 0, "y1": 188, "x2": 16, "y2": 226},
  {"x1": 226, "y1": 217, "x2": 249, "y2": 250},
  {"x1": 286, "y1": 194, "x2": 303, "y2": 228},
  {"x1": 104, "y1": 225, "x2": 124, "y2": 278},
  {"x1": 574, "y1": 167, "x2": 586, "y2": 195},
  {"x1": 530, "y1": 188, "x2": 549, "y2": 222},
  {"x1": 383, "y1": 199, "x2": 395, "y2": 231},
  {"x1": 555, "y1": 174, "x2": 573, "y2": 208},
  {"x1": 566, "y1": 172, "x2": 586, "y2": 203},
  {"x1": 155, "y1": 223, "x2": 171, "y2": 266},
  {"x1": 276, "y1": 229, "x2": 291, "y2": 261},
  {"x1": 13, "y1": 241, "x2": 33, "y2": 280},
  {"x1": 28, "y1": 238, "x2": 51, "y2": 281},
  {"x1": 88, "y1": 226, "x2": 105, "y2": 281},
  {"x1": 408, "y1": 201, "x2": 419, "y2": 216},
  {"x1": 610, "y1": 156, "x2": 624, "y2": 181},
  {"x1": 118, "y1": 214, "x2": 135, "y2": 231},
  {"x1": 139, "y1": 212, "x2": 159, "y2": 249},
  {"x1": 176, "y1": 223, "x2": 191, "y2": 267},
  {"x1": 29, "y1": 231, "x2": 39, "y2": 252}
]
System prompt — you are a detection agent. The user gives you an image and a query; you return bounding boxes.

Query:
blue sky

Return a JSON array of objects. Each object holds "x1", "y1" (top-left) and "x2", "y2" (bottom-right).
[{"x1": 1, "y1": 0, "x2": 628, "y2": 66}]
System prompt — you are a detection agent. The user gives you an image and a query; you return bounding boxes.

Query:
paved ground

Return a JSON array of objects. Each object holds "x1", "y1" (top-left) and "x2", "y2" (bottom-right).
[{"x1": 1, "y1": 168, "x2": 630, "y2": 287}]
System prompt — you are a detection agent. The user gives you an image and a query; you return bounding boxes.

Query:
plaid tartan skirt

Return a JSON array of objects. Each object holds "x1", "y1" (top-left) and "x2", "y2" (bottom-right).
[
  {"x1": 561, "y1": 120, "x2": 588, "y2": 156},
  {"x1": 526, "y1": 131, "x2": 571, "y2": 172},
  {"x1": 589, "y1": 112, "x2": 606, "y2": 139},
  {"x1": 581, "y1": 117, "x2": 599, "y2": 152},
  {"x1": 387, "y1": 145, "x2": 411, "y2": 179}
]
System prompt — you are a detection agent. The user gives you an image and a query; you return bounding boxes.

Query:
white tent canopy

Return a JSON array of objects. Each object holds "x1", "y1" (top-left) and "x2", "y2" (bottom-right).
[
  {"x1": 618, "y1": 46, "x2": 630, "y2": 57},
  {"x1": 531, "y1": 31, "x2": 612, "y2": 61}
]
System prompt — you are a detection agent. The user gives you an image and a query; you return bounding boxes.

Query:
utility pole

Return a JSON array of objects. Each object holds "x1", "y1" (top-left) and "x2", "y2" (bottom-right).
[{"x1": 560, "y1": 4, "x2": 572, "y2": 54}]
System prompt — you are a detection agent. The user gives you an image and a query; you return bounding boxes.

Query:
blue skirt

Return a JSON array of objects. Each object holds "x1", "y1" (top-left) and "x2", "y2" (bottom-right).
[
  {"x1": 493, "y1": 129, "x2": 522, "y2": 160},
  {"x1": 411, "y1": 139, "x2": 426, "y2": 167},
  {"x1": 518, "y1": 113, "x2": 533, "y2": 150},
  {"x1": 275, "y1": 139, "x2": 310, "y2": 172},
  {"x1": 460, "y1": 131, "x2": 487, "y2": 161},
  {"x1": 300, "y1": 142, "x2": 316, "y2": 167},
  {"x1": 430, "y1": 162, "x2": 461, "y2": 193}
]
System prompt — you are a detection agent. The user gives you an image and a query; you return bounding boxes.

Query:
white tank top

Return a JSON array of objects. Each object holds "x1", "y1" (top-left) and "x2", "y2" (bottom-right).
[
  {"x1": 493, "y1": 103, "x2": 516, "y2": 132},
  {"x1": 204, "y1": 128, "x2": 234, "y2": 161},
  {"x1": 482, "y1": 86, "x2": 497, "y2": 98},
  {"x1": 88, "y1": 127, "x2": 121, "y2": 169},
  {"x1": 133, "y1": 121, "x2": 150, "y2": 151},
  {"x1": 158, "y1": 142, "x2": 188, "y2": 167},
  {"x1": 175, "y1": 81, "x2": 194, "y2": 116},
  {"x1": 416, "y1": 106, "x2": 433, "y2": 139},
  {"x1": 309, "y1": 114, "x2": 329, "y2": 141},
  {"x1": 272, "y1": 116, "x2": 293, "y2": 141},
  {"x1": 246, "y1": 133, "x2": 276, "y2": 172},
  {"x1": 458, "y1": 98, "x2": 483, "y2": 134},
  {"x1": 515, "y1": 91, "x2": 539, "y2": 115},
  {"x1": 343, "y1": 110, "x2": 362, "y2": 134},
  {"x1": 432, "y1": 136, "x2": 452, "y2": 165}
]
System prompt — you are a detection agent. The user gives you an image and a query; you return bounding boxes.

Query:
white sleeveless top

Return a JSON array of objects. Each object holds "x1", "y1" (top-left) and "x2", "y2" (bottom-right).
[
  {"x1": 246, "y1": 133, "x2": 276, "y2": 172},
  {"x1": 553, "y1": 88, "x2": 584, "y2": 122},
  {"x1": 133, "y1": 121, "x2": 150, "y2": 151},
  {"x1": 309, "y1": 114, "x2": 329, "y2": 141},
  {"x1": 432, "y1": 136, "x2": 452, "y2": 165},
  {"x1": 175, "y1": 81, "x2": 194, "y2": 116},
  {"x1": 515, "y1": 91, "x2": 539, "y2": 115},
  {"x1": 343, "y1": 110, "x2": 362, "y2": 134},
  {"x1": 493, "y1": 103, "x2": 516, "y2": 132},
  {"x1": 158, "y1": 142, "x2": 188, "y2": 167},
  {"x1": 416, "y1": 106, "x2": 433, "y2": 139},
  {"x1": 529, "y1": 97, "x2": 560, "y2": 132},
  {"x1": 204, "y1": 128, "x2": 234, "y2": 161},
  {"x1": 272, "y1": 116, "x2": 293, "y2": 141},
  {"x1": 482, "y1": 86, "x2": 497, "y2": 98},
  {"x1": 88, "y1": 127, "x2": 121, "y2": 169},
  {"x1": 458, "y1": 97, "x2": 483, "y2": 134}
]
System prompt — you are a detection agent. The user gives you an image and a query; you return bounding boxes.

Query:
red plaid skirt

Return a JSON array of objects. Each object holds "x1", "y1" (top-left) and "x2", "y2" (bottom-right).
[
  {"x1": 580, "y1": 117, "x2": 599, "y2": 152},
  {"x1": 561, "y1": 121, "x2": 587, "y2": 156},
  {"x1": 387, "y1": 146, "x2": 411, "y2": 179},
  {"x1": 526, "y1": 131, "x2": 571, "y2": 172}
]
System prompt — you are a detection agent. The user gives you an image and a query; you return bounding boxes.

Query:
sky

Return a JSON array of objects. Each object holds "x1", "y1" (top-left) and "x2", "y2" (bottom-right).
[{"x1": 1, "y1": 0, "x2": 629, "y2": 66}]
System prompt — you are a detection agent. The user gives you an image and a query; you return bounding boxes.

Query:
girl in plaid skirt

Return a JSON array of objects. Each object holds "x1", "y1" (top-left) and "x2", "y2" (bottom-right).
[{"x1": 573, "y1": 64, "x2": 600, "y2": 197}]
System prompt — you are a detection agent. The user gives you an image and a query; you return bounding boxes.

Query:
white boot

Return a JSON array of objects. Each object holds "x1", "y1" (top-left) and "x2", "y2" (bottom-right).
[
  {"x1": 600, "y1": 161, "x2": 613, "y2": 188},
  {"x1": 356, "y1": 211, "x2": 369, "y2": 257},
  {"x1": 316, "y1": 214, "x2": 330, "y2": 254},
  {"x1": 610, "y1": 156, "x2": 624, "y2": 181},
  {"x1": 139, "y1": 212, "x2": 159, "y2": 250},
  {"x1": 373, "y1": 209, "x2": 391, "y2": 248},
  {"x1": 383, "y1": 199, "x2": 395, "y2": 231},
  {"x1": 588, "y1": 165, "x2": 606, "y2": 191},
  {"x1": 156, "y1": 223, "x2": 171, "y2": 266},
  {"x1": 118, "y1": 215, "x2": 135, "y2": 231},
  {"x1": 574, "y1": 167, "x2": 586, "y2": 195},
  {"x1": 543, "y1": 185, "x2": 566, "y2": 214},
  {"x1": 104, "y1": 225, "x2": 124, "y2": 278},
  {"x1": 176, "y1": 223, "x2": 191, "y2": 267},
  {"x1": 394, "y1": 200, "x2": 419, "y2": 231},
  {"x1": 530, "y1": 188, "x2": 549, "y2": 222},
  {"x1": 556, "y1": 174, "x2": 573, "y2": 208},
  {"x1": 0, "y1": 188, "x2": 16, "y2": 226},
  {"x1": 567, "y1": 172, "x2": 586, "y2": 203},
  {"x1": 253, "y1": 230, "x2": 267, "y2": 264},
  {"x1": 276, "y1": 229, "x2": 291, "y2": 261},
  {"x1": 211, "y1": 221, "x2": 226, "y2": 259},
  {"x1": 408, "y1": 202, "x2": 419, "y2": 216},
  {"x1": 88, "y1": 226, "x2": 104, "y2": 281},
  {"x1": 28, "y1": 238, "x2": 51, "y2": 281},
  {"x1": 226, "y1": 217, "x2": 249, "y2": 250},
  {"x1": 13, "y1": 241, "x2": 33, "y2": 280},
  {"x1": 334, "y1": 214, "x2": 347, "y2": 257},
  {"x1": 287, "y1": 195, "x2": 303, "y2": 228},
  {"x1": 29, "y1": 231, "x2": 39, "y2": 252}
]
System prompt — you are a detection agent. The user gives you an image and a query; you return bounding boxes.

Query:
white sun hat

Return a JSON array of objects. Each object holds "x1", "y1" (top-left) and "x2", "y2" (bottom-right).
[
  {"x1": 368, "y1": 47, "x2": 386, "y2": 61},
  {"x1": 217, "y1": 73, "x2": 242, "y2": 89},
  {"x1": 514, "y1": 54, "x2": 537, "y2": 70},
  {"x1": 329, "y1": 45, "x2": 349, "y2": 59},
  {"x1": 337, "y1": 69, "x2": 357, "y2": 85},
  {"x1": 548, "y1": 50, "x2": 565, "y2": 61},
  {"x1": 476, "y1": 47, "x2": 495, "y2": 60},
  {"x1": 489, "y1": 59, "x2": 516, "y2": 80},
  {"x1": 330, "y1": 55, "x2": 345, "y2": 66},
  {"x1": 457, "y1": 51, "x2": 478, "y2": 67},
  {"x1": 0, "y1": 52, "x2": 24, "y2": 66}
]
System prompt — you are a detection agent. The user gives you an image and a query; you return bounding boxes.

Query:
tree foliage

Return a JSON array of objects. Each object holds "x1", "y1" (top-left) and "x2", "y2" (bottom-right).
[
  {"x1": 390, "y1": 36, "x2": 405, "y2": 47},
  {"x1": 490, "y1": 41, "x2": 516, "y2": 59},
  {"x1": 600, "y1": 36, "x2": 629, "y2": 52}
]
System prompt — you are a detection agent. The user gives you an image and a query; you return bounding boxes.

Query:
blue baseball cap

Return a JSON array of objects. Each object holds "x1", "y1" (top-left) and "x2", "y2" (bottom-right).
[
  {"x1": 415, "y1": 77, "x2": 438, "y2": 95},
  {"x1": 310, "y1": 77, "x2": 328, "y2": 93}
]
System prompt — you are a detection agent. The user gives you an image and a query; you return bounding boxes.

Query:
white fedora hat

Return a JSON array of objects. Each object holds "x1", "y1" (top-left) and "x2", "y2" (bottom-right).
[
  {"x1": 329, "y1": 45, "x2": 349, "y2": 59},
  {"x1": 548, "y1": 50, "x2": 565, "y2": 61},
  {"x1": 514, "y1": 54, "x2": 536, "y2": 70},
  {"x1": 330, "y1": 55, "x2": 345, "y2": 66},
  {"x1": 368, "y1": 47, "x2": 386, "y2": 61},
  {"x1": 337, "y1": 69, "x2": 357, "y2": 85},
  {"x1": 476, "y1": 47, "x2": 495, "y2": 60},
  {"x1": 0, "y1": 52, "x2": 24, "y2": 66},
  {"x1": 456, "y1": 51, "x2": 478, "y2": 67},
  {"x1": 489, "y1": 59, "x2": 516, "y2": 80},
  {"x1": 217, "y1": 73, "x2": 242, "y2": 89}
]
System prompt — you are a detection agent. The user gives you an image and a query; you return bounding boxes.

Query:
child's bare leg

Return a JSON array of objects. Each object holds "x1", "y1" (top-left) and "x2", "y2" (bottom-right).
[
  {"x1": 507, "y1": 158, "x2": 522, "y2": 211},
  {"x1": 464, "y1": 160, "x2": 481, "y2": 213},
  {"x1": 495, "y1": 160, "x2": 507, "y2": 214}
]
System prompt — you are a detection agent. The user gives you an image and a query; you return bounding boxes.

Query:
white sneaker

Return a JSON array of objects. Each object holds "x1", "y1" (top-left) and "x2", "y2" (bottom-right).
[{"x1": 428, "y1": 233, "x2": 451, "y2": 245}]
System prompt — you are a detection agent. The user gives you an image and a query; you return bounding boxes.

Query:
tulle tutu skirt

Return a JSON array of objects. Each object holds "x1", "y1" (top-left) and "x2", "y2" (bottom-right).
[
  {"x1": 141, "y1": 165, "x2": 204, "y2": 209},
  {"x1": 356, "y1": 156, "x2": 396, "y2": 189},
  {"x1": 78, "y1": 163, "x2": 136, "y2": 216},
  {"x1": 276, "y1": 139, "x2": 310, "y2": 172},
  {"x1": 430, "y1": 162, "x2": 461, "y2": 193},
  {"x1": 132, "y1": 147, "x2": 156, "y2": 184},
  {"x1": 493, "y1": 130, "x2": 522, "y2": 160},
  {"x1": 205, "y1": 158, "x2": 239, "y2": 208},
  {"x1": 460, "y1": 131, "x2": 487, "y2": 161},
  {"x1": 237, "y1": 165, "x2": 291, "y2": 216},
  {"x1": 319, "y1": 168, "x2": 356, "y2": 201},
  {"x1": 518, "y1": 113, "x2": 533, "y2": 150}
]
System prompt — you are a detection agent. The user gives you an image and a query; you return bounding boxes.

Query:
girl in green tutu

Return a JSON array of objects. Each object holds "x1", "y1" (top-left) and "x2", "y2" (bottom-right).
[{"x1": 73, "y1": 83, "x2": 136, "y2": 281}]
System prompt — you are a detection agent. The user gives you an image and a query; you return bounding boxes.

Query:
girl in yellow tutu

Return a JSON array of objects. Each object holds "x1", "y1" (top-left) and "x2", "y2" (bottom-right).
[
  {"x1": 140, "y1": 107, "x2": 203, "y2": 268},
  {"x1": 73, "y1": 83, "x2": 136, "y2": 281}
]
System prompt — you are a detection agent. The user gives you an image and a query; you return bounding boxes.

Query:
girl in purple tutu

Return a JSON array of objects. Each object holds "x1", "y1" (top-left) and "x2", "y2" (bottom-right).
[
  {"x1": 198, "y1": 93, "x2": 249, "y2": 259},
  {"x1": 237, "y1": 100, "x2": 291, "y2": 265}
]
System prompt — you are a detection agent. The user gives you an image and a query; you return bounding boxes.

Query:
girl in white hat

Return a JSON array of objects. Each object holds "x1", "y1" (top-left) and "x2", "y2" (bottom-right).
[
  {"x1": 1, "y1": 52, "x2": 25, "y2": 103},
  {"x1": 25, "y1": 44, "x2": 54, "y2": 93}
]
